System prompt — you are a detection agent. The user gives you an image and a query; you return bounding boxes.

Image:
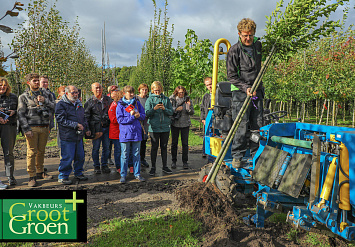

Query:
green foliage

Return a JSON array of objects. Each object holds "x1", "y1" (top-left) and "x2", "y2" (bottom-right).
[
  {"x1": 263, "y1": 0, "x2": 350, "y2": 60},
  {"x1": 89, "y1": 211, "x2": 203, "y2": 247},
  {"x1": 170, "y1": 29, "x2": 213, "y2": 98},
  {"x1": 286, "y1": 228, "x2": 299, "y2": 243},
  {"x1": 130, "y1": 0, "x2": 174, "y2": 92},
  {"x1": 10, "y1": 0, "x2": 100, "y2": 94}
]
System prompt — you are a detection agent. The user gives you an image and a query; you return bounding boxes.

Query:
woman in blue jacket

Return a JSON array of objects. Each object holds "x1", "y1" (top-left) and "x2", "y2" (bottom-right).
[{"x1": 116, "y1": 85, "x2": 146, "y2": 183}]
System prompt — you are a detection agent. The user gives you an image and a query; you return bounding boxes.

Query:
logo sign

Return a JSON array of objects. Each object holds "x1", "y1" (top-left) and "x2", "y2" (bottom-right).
[{"x1": 0, "y1": 190, "x2": 87, "y2": 242}]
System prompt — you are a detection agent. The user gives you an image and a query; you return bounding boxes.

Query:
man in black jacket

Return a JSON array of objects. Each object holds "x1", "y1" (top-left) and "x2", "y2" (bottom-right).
[
  {"x1": 84, "y1": 82, "x2": 112, "y2": 174},
  {"x1": 226, "y1": 18, "x2": 264, "y2": 168}
]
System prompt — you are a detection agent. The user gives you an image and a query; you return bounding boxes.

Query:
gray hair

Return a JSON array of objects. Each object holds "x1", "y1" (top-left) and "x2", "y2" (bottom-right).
[{"x1": 65, "y1": 85, "x2": 77, "y2": 93}]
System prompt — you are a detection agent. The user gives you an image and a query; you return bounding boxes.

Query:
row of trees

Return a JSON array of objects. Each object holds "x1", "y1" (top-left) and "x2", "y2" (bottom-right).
[{"x1": 4, "y1": 0, "x2": 100, "y2": 95}]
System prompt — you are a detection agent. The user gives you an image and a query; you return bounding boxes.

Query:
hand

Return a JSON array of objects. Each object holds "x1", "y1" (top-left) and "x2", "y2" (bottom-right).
[
  {"x1": 93, "y1": 132, "x2": 103, "y2": 140},
  {"x1": 202, "y1": 120, "x2": 205, "y2": 125},
  {"x1": 176, "y1": 106, "x2": 183, "y2": 111},
  {"x1": 0, "y1": 117, "x2": 7, "y2": 124},
  {"x1": 8, "y1": 110, "x2": 15, "y2": 117},
  {"x1": 25, "y1": 131, "x2": 33, "y2": 138},
  {"x1": 134, "y1": 112, "x2": 140, "y2": 118},
  {"x1": 186, "y1": 101, "x2": 191, "y2": 109},
  {"x1": 154, "y1": 104, "x2": 162, "y2": 110},
  {"x1": 130, "y1": 110, "x2": 135, "y2": 115},
  {"x1": 77, "y1": 123, "x2": 84, "y2": 130},
  {"x1": 37, "y1": 95, "x2": 45, "y2": 103},
  {"x1": 246, "y1": 88, "x2": 256, "y2": 97},
  {"x1": 85, "y1": 131, "x2": 91, "y2": 136}
]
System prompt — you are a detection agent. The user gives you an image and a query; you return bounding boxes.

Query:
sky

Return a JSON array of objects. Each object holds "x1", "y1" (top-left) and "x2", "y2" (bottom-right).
[{"x1": 1, "y1": 0, "x2": 354, "y2": 69}]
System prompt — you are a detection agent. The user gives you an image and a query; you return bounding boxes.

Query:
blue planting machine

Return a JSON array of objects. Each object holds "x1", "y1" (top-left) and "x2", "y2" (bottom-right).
[{"x1": 201, "y1": 38, "x2": 355, "y2": 241}]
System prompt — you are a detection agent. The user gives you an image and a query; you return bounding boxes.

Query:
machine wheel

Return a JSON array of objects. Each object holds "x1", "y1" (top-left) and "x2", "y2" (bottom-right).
[{"x1": 198, "y1": 163, "x2": 239, "y2": 204}]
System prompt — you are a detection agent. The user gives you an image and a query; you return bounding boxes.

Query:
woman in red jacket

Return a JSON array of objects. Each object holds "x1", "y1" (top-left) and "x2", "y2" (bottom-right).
[{"x1": 108, "y1": 89, "x2": 123, "y2": 172}]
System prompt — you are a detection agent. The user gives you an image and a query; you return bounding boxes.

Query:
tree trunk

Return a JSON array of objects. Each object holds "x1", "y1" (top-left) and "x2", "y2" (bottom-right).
[
  {"x1": 296, "y1": 102, "x2": 299, "y2": 120},
  {"x1": 315, "y1": 99, "x2": 318, "y2": 123},
  {"x1": 343, "y1": 101, "x2": 346, "y2": 122},
  {"x1": 326, "y1": 100, "x2": 330, "y2": 125},
  {"x1": 289, "y1": 97, "x2": 293, "y2": 121},
  {"x1": 353, "y1": 98, "x2": 355, "y2": 128},
  {"x1": 332, "y1": 100, "x2": 336, "y2": 126},
  {"x1": 319, "y1": 99, "x2": 326, "y2": 125},
  {"x1": 302, "y1": 102, "x2": 306, "y2": 122}
]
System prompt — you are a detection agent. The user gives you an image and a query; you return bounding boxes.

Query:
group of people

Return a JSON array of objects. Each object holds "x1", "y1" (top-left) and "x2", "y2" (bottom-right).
[
  {"x1": 0, "y1": 74, "x2": 196, "y2": 188},
  {"x1": 0, "y1": 17, "x2": 264, "y2": 188}
]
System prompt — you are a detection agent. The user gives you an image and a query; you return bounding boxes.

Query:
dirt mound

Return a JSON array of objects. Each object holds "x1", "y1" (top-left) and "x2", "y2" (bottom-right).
[{"x1": 176, "y1": 182, "x2": 241, "y2": 246}]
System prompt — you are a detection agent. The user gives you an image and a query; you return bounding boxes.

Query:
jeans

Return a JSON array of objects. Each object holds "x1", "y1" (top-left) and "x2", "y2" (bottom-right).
[
  {"x1": 120, "y1": 141, "x2": 141, "y2": 177},
  {"x1": 25, "y1": 126, "x2": 49, "y2": 177},
  {"x1": 150, "y1": 132, "x2": 169, "y2": 168},
  {"x1": 171, "y1": 126, "x2": 189, "y2": 163},
  {"x1": 58, "y1": 139, "x2": 85, "y2": 179},
  {"x1": 0, "y1": 124, "x2": 16, "y2": 178},
  {"x1": 111, "y1": 139, "x2": 121, "y2": 169},
  {"x1": 231, "y1": 90, "x2": 263, "y2": 161},
  {"x1": 92, "y1": 127, "x2": 110, "y2": 168}
]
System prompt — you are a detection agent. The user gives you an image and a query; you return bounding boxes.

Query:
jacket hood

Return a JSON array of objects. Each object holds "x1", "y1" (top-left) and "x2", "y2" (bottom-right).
[{"x1": 62, "y1": 94, "x2": 82, "y2": 107}]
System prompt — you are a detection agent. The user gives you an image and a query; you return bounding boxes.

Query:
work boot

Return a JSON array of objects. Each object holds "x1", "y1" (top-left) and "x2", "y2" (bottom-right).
[
  {"x1": 94, "y1": 166, "x2": 101, "y2": 174},
  {"x1": 101, "y1": 166, "x2": 111, "y2": 174},
  {"x1": 149, "y1": 168, "x2": 156, "y2": 176},
  {"x1": 36, "y1": 172, "x2": 53, "y2": 180},
  {"x1": 232, "y1": 159, "x2": 243, "y2": 168},
  {"x1": 183, "y1": 162, "x2": 189, "y2": 169},
  {"x1": 162, "y1": 166, "x2": 173, "y2": 174},
  {"x1": 28, "y1": 177, "x2": 38, "y2": 187}
]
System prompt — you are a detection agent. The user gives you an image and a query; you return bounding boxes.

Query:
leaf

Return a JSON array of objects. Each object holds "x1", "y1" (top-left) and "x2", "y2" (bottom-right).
[
  {"x1": 0, "y1": 69, "x2": 8, "y2": 77},
  {"x1": 0, "y1": 25, "x2": 13, "y2": 33},
  {"x1": 6, "y1": 11, "x2": 19, "y2": 17},
  {"x1": 15, "y1": 2, "x2": 24, "y2": 6}
]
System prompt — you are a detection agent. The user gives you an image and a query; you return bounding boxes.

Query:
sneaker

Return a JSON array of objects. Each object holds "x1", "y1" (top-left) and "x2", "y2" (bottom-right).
[
  {"x1": 129, "y1": 167, "x2": 134, "y2": 174},
  {"x1": 36, "y1": 172, "x2": 53, "y2": 180},
  {"x1": 101, "y1": 166, "x2": 111, "y2": 174},
  {"x1": 108, "y1": 158, "x2": 114, "y2": 166},
  {"x1": 117, "y1": 168, "x2": 121, "y2": 173},
  {"x1": 171, "y1": 162, "x2": 177, "y2": 169},
  {"x1": 28, "y1": 177, "x2": 37, "y2": 187},
  {"x1": 149, "y1": 168, "x2": 156, "y2": 176},
  {"x1": 141, "y1": 160, "x2": 149, "y2": 168},
  {"x1": 202, "y1": 154, "x2": 207, "y2": 158},
  {"x1": 58, "y1": 178, "x2": 72, "y2": 185},
  {"x1": 183, "y1": 162, "x2": 189, "y2": 169},
  {"x1": 120, "y1": 176, "x2": 126, "y2": 184},
  {"x1": 74, "y1": 175, "x2": 88, "y2": 181},
  {"x1": 162, "y1": 166, "x2": 173, "y2": 174},
  {"x1": 94, "y1": 166, "x2": 101, "y2": 174},
  {"x1": 8, "y1": 177, "x2": 17, "y2": 186},
  {"x1": 135, "y1": 175, "x2": 145, "y2": 182},
  {"x1": 0, "y1": 182, "x2": 8, "y2": 190}
]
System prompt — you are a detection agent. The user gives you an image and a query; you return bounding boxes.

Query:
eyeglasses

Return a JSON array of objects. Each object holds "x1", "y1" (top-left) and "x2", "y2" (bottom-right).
[
  {"x1": 240, "y1": 34, "x2": 254, "y2": 38},
  {"x1": 70, "y1": 91, "x2": 79, "y2": 94}
]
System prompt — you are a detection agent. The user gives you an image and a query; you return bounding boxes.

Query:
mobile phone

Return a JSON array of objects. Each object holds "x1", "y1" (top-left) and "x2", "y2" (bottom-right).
[
  {"x1": 185, "y1": 96, "x2": 190, "y2": 102},
  {"x1": 158, "y1": 102, "x2": 162, "y2": 104},
  {"x1": 125, "y1": 104, "x2": 134, "y2": 113}
]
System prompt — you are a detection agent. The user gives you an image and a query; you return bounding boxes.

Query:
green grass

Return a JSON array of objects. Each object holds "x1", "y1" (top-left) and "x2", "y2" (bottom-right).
[
  {"x1": 46, "y1": 138, "x2": 58, "y2": 147},
  {"x1": 304, "y1": 232, "x2": 330, "y2": 247},
  {"x1": 89, "y1": 211, "x2": 203, "y2": 247},
  {"x1": 267, "y1": 213, "x2": 287, "y2": 224},
  {"x1": 286, "y1": 228, "x2": 299, "y2": 243}
]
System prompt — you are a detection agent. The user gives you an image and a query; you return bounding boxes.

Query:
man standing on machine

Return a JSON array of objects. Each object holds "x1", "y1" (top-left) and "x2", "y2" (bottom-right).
[{"x1": 226, "y1": 18, "x2": 264, "y2": 168}]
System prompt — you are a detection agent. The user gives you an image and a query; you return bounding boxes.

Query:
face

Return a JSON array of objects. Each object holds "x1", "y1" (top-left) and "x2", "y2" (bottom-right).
[
  {"x1": 91, "y1": 83, "x2": 102, "y2": 98},
  {"x1": 124, "y1": 90, "x2": 134, "y2": 100},
  {"x1": 177, "y1": 89, "x2": 185, "y2": 98},
  {"x1": 66, "y1": 86, "x2": 79, "y2": 102},
  {"x1": 204, "y1": 78, "x2": 212, "y2": 92},
  {"x1": 152, "y1": 87, "x2": 161, "y2": 95},
  {"x1": 58, "y1": 89, "x2": 65, "y2": 98},
  {"x1": 40, "y1": 78, "x2": 49, "y2": 89},
  {"x1": 28, "y1": 77, "x2": 40, "y2": 91},
  {"x1": 139, "y1": 87, "x2": 148, "y2": 97},
  {"x1": 0, "y1": 82, "x2": 8, "y2": 95},
  {"x1": 239, "y1": 30, "x2": 255, "y2": 46}
]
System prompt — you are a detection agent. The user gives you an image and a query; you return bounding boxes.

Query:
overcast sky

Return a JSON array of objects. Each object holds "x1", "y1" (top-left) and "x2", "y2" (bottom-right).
[{"x1": 1, "y1": 0, "x2": 354, "y2": 69}]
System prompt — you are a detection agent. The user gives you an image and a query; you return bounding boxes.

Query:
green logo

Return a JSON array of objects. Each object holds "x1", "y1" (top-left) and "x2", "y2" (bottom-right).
[{"x1": 0, "y1": 191, "x2": 86, "y2": 241}]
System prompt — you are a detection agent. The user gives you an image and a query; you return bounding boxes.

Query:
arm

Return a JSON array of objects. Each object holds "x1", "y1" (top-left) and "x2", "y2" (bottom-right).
[
  {"x1": 226, "y1": 46, "x2": 248, "y2": 93},
  {"x1": 116, "y1": 105, "x2": 135, "y2": 125},
  {"x1": 185, "y1": 100, "x2": 194, "y2": 115},
  {"x1": 163, "y1": 98, "x2": 174, "y2": 116},
  {"x1": 17, "y1": 94, "x2": 31, "y2": 133},
  {"x1": 55, "y1": 102, "x2": 78, "y2": 129},
  {"x1": 136, "y1": 101, "x2": 145, "y2": 121}
]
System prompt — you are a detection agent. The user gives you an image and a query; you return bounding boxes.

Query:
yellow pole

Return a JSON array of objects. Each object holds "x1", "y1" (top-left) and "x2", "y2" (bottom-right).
[
  {"x1": 317, "y1": 157, "x2": 337, "y2": 208},
  {"x1": 211, "y1": 38, "x2": 231, "y2": 109}
]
